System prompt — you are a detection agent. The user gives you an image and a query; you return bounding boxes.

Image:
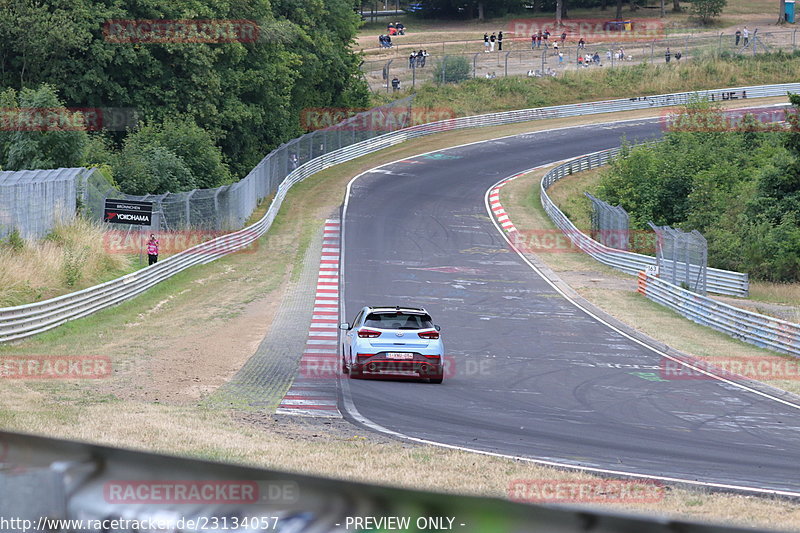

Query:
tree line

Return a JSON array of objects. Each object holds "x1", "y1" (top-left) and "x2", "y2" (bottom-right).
[{"x1": 0, "y1": 0, "x2": 368, "y2": 194}]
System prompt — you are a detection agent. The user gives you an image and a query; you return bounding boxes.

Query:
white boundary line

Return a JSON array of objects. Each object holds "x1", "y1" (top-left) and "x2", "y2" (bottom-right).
[{"x1": 338, "y1": 111, "x2": 800, "y2": 498}]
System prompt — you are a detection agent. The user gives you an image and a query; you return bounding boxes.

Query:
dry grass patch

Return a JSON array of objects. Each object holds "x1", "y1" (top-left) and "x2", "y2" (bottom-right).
[
  {"x1": 2, "y1": 401, "x2": 800, "y2": 531},
  {"x1": 0, "y1": 217, "x2": 133, "y2": 307}
]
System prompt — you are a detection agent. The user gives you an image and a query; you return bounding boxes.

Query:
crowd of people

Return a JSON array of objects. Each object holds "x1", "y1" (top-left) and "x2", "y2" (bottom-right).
[
  {"x1": 408, "y1": 50, "x2": 429, "y2": 68},
  {"x1": 482, "y1": 31, "x2": 505, "y2": 52},
  {"x1": 378, "y1": 21, "x2": 407, "y2": 48}
]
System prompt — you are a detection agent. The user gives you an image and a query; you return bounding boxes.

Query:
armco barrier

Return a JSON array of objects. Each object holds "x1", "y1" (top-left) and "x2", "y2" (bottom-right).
[
  {"x1": 2, "y1": 83, "x2": 796, "y2": 343},
  {"x1": 637, "y1": 272, "x2": 800, "y2": 357},
  {"x1": 538, "y1": 146, "x2": 750, "y2": 296}
]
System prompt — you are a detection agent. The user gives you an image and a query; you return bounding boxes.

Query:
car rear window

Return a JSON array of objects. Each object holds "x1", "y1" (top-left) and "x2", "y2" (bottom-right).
[{"x1": 364, "y1": 312, "x2": 433, "y2": 329}]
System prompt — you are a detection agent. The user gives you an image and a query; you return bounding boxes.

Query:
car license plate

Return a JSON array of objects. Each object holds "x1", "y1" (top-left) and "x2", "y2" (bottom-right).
[{"x1": 386, "y1": 352, "x2": 414, "y2": 360}]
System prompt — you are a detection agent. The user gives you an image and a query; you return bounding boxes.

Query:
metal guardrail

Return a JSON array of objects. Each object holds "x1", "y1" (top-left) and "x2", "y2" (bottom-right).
[
  {"x1": 539, "y1": 147, "x2": 749, "y2": 296},
  {"x1": 2, "y1": 82, "x2": 797, "y2": 343},
  {"x1": 638, "y1": 272, "x2": 800, "y2": 357},
  {"x1": 0, "y1": 430, "x2": 779, "y2": 533}
]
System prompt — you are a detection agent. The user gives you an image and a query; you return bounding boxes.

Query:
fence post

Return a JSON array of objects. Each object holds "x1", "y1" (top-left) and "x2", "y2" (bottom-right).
[
  {"x1": 794, "y1": 29, "x2": 797, "y2": 50},
  {"x1": 473, "y1": 53, "x2": 478, "y2": 78},
  {"x1": 504, "y1": 51, "x2": 511, "y2": 77},
  {"x1": 184, "y1": 189, "x2": 195, "y2": 228}
]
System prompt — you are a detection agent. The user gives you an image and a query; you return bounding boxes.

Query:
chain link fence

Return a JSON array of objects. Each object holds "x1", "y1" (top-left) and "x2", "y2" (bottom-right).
[
  {"x1": 649, "y1": 223, "x2": 708, "y2": 295},
  {"x1": 362, "y1": 29, "x2": 798, "y2": 93},
  {"x1": 585, "y1": 192, "x2": 629, "y2": 251},
  {"x1": 0, "y1": 168, "x2": 98, "y2": 240},
  {"x1": 81, "y1": 98, "x2": 414, "y2": 233}
]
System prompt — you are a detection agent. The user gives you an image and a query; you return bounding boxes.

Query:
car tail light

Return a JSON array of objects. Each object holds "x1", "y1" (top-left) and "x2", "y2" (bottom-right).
[
  {"x1": 357, "y1": 353, "x2": 375, "y2": 358},
  {"x1": 358, "y1": 328, "x2": 381, "y2": 338},
  {"x1": 418, "y1": 330, "x2": 439, "y2": 339}
]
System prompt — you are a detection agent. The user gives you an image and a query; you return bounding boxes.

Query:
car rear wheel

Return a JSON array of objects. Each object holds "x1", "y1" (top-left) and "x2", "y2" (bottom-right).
[
  {"x1": 342, "y1": 353, "x2": 349, "y2": 374},
  {"x1": 349, "y1": 363, "x2": 362, "y2": 379},
  {"x1": 429, "y1": 372, "x2": 444, "y2": 384}
]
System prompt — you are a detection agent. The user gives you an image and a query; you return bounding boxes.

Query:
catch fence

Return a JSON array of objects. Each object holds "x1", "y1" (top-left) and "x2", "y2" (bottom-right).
[
  {"x1": 0, "y1": 168, "x2": 97, "y2": 240},
  {"x1": 650, "y1": 223, "x2": 708, "y2": 295},
  {"x1": 585, "y1": 192, "x2": 630, "y2": 251}
]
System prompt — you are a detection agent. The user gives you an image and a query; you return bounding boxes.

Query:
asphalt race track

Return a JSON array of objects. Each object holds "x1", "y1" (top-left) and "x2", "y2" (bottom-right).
[{"x1": 340, "y1": 116, "x2": 800, "y2": 495}]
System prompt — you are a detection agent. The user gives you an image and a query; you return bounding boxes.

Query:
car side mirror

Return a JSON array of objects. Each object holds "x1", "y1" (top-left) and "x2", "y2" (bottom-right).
[
  {"x1": 434, "y1": 325, "x2": 441, "y2": 331},
  {"x1": 340, "y1": 322, "x2": 351, "y2": 330}
]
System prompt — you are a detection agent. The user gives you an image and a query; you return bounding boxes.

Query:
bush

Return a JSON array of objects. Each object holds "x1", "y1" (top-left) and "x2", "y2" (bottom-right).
[
  {"x1": 128, "y1": 119, "x2": 232, "y2": 189},
  {"x1": 433, "y1": 56, "x2": 471, "y2": 84},
  {"x1": 112, "y1": 135, "x2": 195, "y2": 195},
  {"x1": 4, "y1": 228, "x2": 24, "y2": 251}
]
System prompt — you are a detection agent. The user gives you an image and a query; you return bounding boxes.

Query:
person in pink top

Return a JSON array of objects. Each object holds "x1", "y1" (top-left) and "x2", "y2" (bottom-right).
[{"x1": 146, "y1": 234, "x2": 159, "y2": 265}]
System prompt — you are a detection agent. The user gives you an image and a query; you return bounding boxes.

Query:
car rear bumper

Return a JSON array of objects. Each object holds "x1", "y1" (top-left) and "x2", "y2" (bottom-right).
[{"x1": 355, "y1": 353, "x2": 443, "y2": 376}]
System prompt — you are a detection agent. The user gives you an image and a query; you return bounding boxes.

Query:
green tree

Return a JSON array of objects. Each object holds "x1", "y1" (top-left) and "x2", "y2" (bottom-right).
[
  {"x1": 0, "y1": 84, "x2": 89, "y2": 170},
  {"x1": 0, "y1": 0, "x2": 368, "y2": 179},
  {"x1": 128, "y1": 119, "x2": 231, "y2": 189},
  {"x1": 690, "y1": 0, "x2": 727, "y2": 24},
  {"x1": 112, "y1": 134, "x2": 195, "y2": 195}
]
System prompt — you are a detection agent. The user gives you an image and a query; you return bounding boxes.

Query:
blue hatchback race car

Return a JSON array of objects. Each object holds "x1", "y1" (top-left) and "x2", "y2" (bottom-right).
[{"x1": 341, "y1": 306, "x2": 444, "y2": 383}]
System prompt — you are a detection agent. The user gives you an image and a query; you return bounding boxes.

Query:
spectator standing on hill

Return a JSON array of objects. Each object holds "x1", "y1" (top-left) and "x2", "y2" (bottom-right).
[
  {"x1": 498, "y1": 31, "x2": 503, "y2": 51},
  {"x1": 743, "y1": 26, "x2": 750, "y2": 46},
  {"x1": 531, "y1": 34, "x2": 536, "y2": 49},
  {"x1": 560, "y1": 31, "x2": 567, "y2": 44},
  {"x1": 484, "y1": 33, "x2": 490, "y2": 52},
  {"x1": 665, "y1": 47, "x2": 671, "y2": 63},
  {"x1": 553, "y1": 40, "x2": 559, "y2": 52},
  {"x1": 409, "y1": 50, "x2": 416, "y2": 68},
  {"x1": 421, "y1": 50, "x2": 428, "y2": 67},
  {"x1": 735, "y1": 28, "x2": 741, "y2": 46},
  {"x1": 416, "y1": 50, "x2": 424, "y2": 67},
  {"x1": 537, "y1": 30, "x2": 543, "y2": 48},
  {"x1": 147, "y1": 234, "x2": 159, "y2": 265},
  {"x1": 578, "y1": 37, "x2": 585, "y2": 49},
  {"x1": 391, "y1": 77, "x2": 400, "y2": 92},
  {"x1": 543, "y1": 29, "x2": 550, "y2": 47},
  {"x1": 490, "y1": 32, "x2": 496, "y2": 52}
]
